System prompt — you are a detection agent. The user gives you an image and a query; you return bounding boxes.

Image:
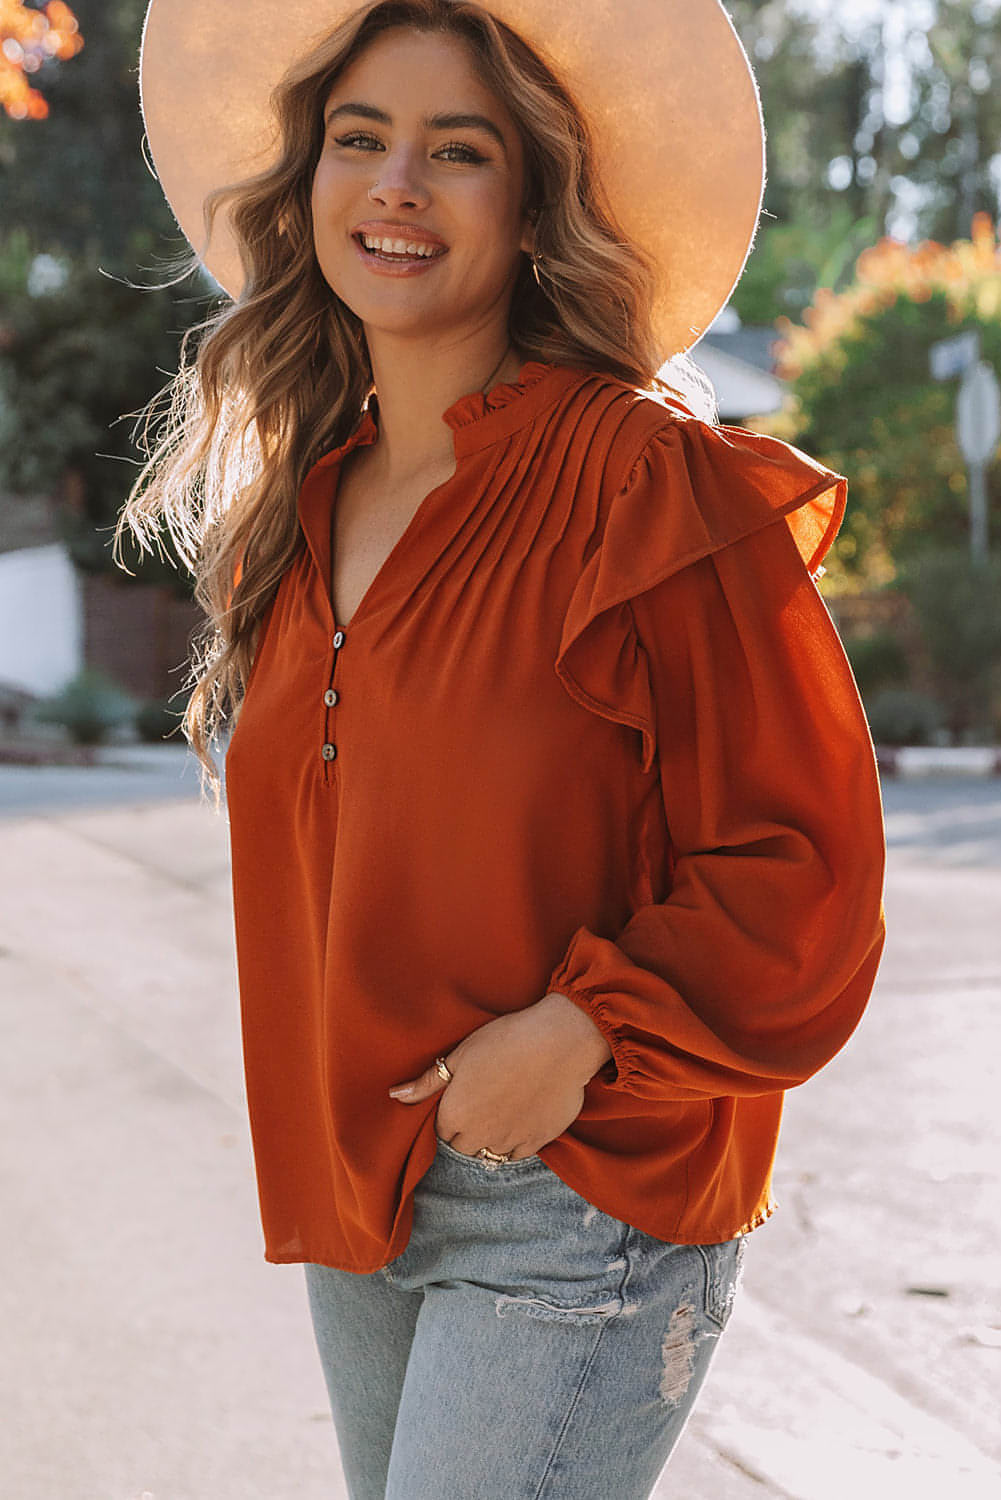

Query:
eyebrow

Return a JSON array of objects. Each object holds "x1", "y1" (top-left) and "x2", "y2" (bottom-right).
[{"x1": 323, "y1": 101, "x2": 508, "y2": 155}]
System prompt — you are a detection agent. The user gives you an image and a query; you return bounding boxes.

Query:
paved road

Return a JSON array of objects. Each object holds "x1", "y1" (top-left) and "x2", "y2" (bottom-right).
[
  {"x1": 0, "y1": 742, "x2": 212, "y2": 817},
  {"x1": 1, "y1": 751, "x2": 998, "y2": 1499}
]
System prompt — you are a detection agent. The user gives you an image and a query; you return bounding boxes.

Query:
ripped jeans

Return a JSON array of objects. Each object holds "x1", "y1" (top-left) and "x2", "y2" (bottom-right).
[{"x1": 304, "y1": 1138, "x2": 746, "y2": 1500}]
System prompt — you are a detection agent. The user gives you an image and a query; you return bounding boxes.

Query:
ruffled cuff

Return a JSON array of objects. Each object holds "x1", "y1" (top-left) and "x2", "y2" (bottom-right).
[{"x1": 548, "y1": 930, "x2": 655, "y2": 1096}]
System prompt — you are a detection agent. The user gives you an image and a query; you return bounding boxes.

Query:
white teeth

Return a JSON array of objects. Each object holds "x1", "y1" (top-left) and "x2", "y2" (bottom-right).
[{"x1": 360, "y1": 233, "x2": 443, "y2": 257}]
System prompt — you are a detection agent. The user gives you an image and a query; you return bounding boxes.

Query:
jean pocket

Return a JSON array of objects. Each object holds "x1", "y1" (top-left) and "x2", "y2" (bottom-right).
[
  {"x1": 695, "y1": 1235, "x2": 746, "y2": 1330},
  {"x1": 434, "y1": 1136, "x2": 541, "y2": 1171}
]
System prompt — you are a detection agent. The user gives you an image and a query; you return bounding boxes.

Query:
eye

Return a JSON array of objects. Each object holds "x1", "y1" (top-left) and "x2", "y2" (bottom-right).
[
  {"x1": 329, "y1": 132, "x2": 485, "y2": 164},
  {"x1": 435, "y1": 141, "x2": 487, "y2": 164},
  {"x1": 332, "y1": 132, "x2": 383, "y2": 151}
]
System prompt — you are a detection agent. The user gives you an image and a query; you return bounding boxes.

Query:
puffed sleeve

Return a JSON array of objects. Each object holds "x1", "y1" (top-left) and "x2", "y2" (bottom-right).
[{"x1": 546, "y1": 416, "x2": 887, "y2": 1102}]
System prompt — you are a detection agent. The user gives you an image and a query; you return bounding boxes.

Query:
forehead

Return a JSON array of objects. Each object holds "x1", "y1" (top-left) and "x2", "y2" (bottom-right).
[{"x1": 324, "y1": 26, "x2": 514, "y2": 127}]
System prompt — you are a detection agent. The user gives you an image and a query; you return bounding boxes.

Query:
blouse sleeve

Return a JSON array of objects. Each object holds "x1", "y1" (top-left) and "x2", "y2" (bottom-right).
[{"x1": 546, "y1": 416, "x2": 887, "y2": 1103}]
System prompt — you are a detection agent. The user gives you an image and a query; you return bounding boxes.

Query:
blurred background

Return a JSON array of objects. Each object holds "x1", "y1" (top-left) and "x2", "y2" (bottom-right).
[{"x1": 0, "y1": 3, "x2": 998, "y2": 1498}]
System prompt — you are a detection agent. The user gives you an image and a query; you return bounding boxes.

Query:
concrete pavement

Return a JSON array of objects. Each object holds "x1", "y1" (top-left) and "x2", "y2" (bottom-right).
[{"x1": 1, "y1": 752, "x2": 999, "y2": 1499}]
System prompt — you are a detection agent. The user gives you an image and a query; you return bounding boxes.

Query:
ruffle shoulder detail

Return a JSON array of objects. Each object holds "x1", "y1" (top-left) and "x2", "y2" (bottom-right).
[{"x1": 554, "y1": 413, "x2": 848, "y2": 775}]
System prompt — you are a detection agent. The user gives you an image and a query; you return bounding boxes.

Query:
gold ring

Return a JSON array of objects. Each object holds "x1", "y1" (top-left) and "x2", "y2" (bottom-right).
[{"x1": 434, "y1": 1055, "x2": 453, "y2": 1083}]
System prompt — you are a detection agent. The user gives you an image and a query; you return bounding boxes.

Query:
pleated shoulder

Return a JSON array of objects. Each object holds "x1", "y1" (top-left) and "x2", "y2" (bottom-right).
[{"x1": 554, "y1": 404, "x2": 848, "y2": 773}]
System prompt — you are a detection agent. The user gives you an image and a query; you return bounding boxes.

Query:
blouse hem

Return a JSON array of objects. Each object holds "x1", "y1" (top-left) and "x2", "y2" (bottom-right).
[{"x1": 261, "y1": 1192, "x2": 779, "y2": 1273}]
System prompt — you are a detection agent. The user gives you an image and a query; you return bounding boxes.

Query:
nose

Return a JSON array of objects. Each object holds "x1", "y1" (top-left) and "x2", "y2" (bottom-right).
[{"x1": 367, "y1": 143, "x2": 431, "y2": 212}]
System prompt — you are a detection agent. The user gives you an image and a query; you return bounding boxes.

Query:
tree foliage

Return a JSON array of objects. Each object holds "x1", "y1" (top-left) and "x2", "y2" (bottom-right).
[
  {"x1": 0, "y1": 0, "x2": 181, "y2": 270},
  {"x1": 727, "y1": 0, "x2": 1001, "y2": 322},
  {"x1": 896, "y1": 546, "x2": 1001, "y2": 736},
  {"x1": 758, "y1": 212, "x2": 1001, "y2": 585},
  {"x1": 0, "y1": 227, "x2": 219, "y2": 591},
  {"x1": 0, "y1": 0, "x2": 82, "y2": 121}
]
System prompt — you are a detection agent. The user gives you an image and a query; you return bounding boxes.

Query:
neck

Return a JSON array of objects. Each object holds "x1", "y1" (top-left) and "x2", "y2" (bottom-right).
[{"x1": 362, "y1": 330, "x2": 525, "y2": 481}]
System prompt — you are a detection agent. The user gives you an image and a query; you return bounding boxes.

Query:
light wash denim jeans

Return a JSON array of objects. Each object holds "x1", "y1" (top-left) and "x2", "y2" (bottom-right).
[{"x1": 305, "y1": 1137, "x2": 746, "y2": 1500}]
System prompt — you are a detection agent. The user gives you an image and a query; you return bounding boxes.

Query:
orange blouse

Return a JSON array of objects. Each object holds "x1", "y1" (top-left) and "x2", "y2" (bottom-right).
[{"x1": 223, "y1": 360, "x2": 886, "y2": 1273}]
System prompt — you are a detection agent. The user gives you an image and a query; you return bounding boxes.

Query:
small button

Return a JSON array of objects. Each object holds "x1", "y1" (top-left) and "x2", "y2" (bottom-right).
[
  {"x1": 333, "y1": 630, "x2": 345, "y2": 649},
  {"x1": 323, "y1": 688, "x2": 339, "y2": 707},
  {"x1": 321, "y1": 743, "x2": 337, "y2": 761}
]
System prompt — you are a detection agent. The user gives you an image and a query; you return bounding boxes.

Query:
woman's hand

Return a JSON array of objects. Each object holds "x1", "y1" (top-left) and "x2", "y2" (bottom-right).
[{"x1": 387, "y1": 992, "x2": 613, "y2": 1160}]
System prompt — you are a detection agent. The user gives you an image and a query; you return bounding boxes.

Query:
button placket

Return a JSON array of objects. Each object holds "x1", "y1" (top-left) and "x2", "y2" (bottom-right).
[{"x1": 321, "y1": 627, "x2": 346, "y2": 781}]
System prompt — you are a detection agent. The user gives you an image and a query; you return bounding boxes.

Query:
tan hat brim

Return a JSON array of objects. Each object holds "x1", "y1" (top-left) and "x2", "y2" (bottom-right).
[{"x1": 139, "y1": 0, "x2": 764, "y2": 358}]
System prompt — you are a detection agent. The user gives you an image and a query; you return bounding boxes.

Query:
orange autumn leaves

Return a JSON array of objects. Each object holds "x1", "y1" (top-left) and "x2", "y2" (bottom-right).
[
  {"x1": 0, "y1": 0, "x2": 82, "y2": 119},
  {"x1": 773, "y1": 213, "x2": 1001, "y2": 381}
]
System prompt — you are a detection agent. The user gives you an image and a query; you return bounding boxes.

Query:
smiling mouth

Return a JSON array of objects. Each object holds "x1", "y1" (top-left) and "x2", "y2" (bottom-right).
[{"x1": 353, "y1": 232, "x2": 448, "y2": 262}]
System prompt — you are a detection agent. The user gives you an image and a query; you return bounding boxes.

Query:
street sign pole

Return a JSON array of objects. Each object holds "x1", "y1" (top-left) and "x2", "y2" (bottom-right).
[
  {"x1": 930, "y1": 335, "x2": 999, "y2": 561},
  {"x1": 956, "y1": 360, "x2": 1000, "y2": 561},
  {"x1": 968, "y1": 461, "x2": 988, "y2": 560}
]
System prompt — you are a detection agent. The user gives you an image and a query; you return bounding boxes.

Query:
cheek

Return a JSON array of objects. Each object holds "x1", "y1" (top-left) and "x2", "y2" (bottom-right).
[
  {"x1": 460, "y1": 182, "x2": 526, "y2": 256},
  {"x1": 311, "y1": 161, "x2": 349, "y2": 228},
  {"x1": 309, "y1": 173, "x2": 327, "y2": 238}
]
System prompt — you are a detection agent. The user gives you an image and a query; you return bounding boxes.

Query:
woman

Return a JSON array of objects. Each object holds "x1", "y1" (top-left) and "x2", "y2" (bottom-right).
[{"x1": 128, "y1": 1, "x2": 886, "y2": 1496}]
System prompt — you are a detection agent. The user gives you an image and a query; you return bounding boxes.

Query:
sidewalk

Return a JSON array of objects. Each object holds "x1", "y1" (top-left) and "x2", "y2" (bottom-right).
[{"x1": 1, "y1": 766, "x2": 998, "y2": 1499}]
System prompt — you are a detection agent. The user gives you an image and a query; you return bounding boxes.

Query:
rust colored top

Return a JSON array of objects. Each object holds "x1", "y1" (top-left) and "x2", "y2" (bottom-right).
[{"x1": 224, "y1": 360, "x2": 886, "y2": 1272}]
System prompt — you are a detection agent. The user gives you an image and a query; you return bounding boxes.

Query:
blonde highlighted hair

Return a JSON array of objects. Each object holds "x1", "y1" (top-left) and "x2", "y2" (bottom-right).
[{"x1": 116, "y1": 0, "x2": 717, "y2": 806}]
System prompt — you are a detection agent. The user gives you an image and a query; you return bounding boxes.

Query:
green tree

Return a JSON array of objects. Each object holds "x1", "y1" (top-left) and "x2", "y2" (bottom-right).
[
  {"x1": 757, "y1": 215, "x2": 1001, "y2": 586},
  {"x1": 0, "y1": 0, "x2": 181, "y2": 269},
  {"x1": 897, "y1": 547, "x2": 1001, "y2": 739},
  {"x1": 0, "y1": 1, "x2": 214, "y2": 593},
  {"x1": 0, "y1": 226, "x2": 219, "y2": 593},
  {"x1": 906, "y1": 0, "x2": 1001, "y2": 243},
  {"x1": 727, "y1": 1, "x2": 1001, "y2": 325}
]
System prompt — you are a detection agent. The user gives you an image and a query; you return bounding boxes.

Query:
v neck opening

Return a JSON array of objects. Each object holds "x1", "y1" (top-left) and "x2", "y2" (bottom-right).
[{"x1": 327, "y1": 451, "x2": 459, "y2": 634}]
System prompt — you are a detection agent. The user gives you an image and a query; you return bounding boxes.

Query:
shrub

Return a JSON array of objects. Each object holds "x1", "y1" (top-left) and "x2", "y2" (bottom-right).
[
  {"x1": 135, "y1": 697, "x2": 185, "y2": 744},
  {"x1": 845, "y1": 629, "x2": 910, "y2": 696},
  {"x1": 31, "y1": 667, "x2": 137, "y2": 745},
  {"x1": 895, "y1": 547, "x2": 1001, "y2": 737},
  {"x1": 863, "y1": 688, "x2": 945, "y2": 747}
]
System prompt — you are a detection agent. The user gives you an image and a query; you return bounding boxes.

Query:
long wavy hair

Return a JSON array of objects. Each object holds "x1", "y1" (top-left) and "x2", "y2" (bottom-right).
[{"x1": 116, "y1": 0, "x2": 718, "y2": 807}]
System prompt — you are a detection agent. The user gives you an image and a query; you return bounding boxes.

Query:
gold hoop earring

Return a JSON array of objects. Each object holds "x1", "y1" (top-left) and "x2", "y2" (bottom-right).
[{"x1": 531, "y1": 251, "x2": 545, "y2": 288}]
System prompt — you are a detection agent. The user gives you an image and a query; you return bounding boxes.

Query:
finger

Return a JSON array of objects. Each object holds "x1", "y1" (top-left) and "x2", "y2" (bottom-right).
[{"x1": 388, "y1": 1061, "x2": 449, "y2": 1102}]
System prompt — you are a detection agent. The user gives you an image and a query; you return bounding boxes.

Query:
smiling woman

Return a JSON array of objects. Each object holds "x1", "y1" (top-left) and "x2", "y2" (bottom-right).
[
  {"x1": 311, "y1": 26, "x2": 533, "y2": 334},
  {"x1": 309, "y1": 24, "x2": 537, "y2": 482},
  {"x1": 123, "y1": 3, "x2": 886, "y2": 1497}
]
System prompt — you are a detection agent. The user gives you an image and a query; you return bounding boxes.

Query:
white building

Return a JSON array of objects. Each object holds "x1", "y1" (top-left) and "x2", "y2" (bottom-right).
[{"x1": 0, "y1": 496, "x2": 83, "y2": 700}]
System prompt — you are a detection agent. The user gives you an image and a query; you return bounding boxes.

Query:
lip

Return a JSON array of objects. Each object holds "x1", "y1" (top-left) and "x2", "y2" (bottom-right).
[
  {"x1": 351, "y1": 224, "x2": 449, "y2": 277},
  {"x1": 352, "y1": 220, "x2": 448, "y2": 248}
]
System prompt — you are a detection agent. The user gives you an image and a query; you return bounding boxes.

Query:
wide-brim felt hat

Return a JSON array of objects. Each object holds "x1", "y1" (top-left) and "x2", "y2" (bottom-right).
[{"x1": 139, "y1": 0, "x2": 765, "y2": 359}]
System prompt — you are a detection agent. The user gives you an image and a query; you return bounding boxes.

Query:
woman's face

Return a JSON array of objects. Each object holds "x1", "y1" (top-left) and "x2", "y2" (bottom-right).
[{"x1": 311, "y1": 26, "x2": 534, "y2": 347}]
